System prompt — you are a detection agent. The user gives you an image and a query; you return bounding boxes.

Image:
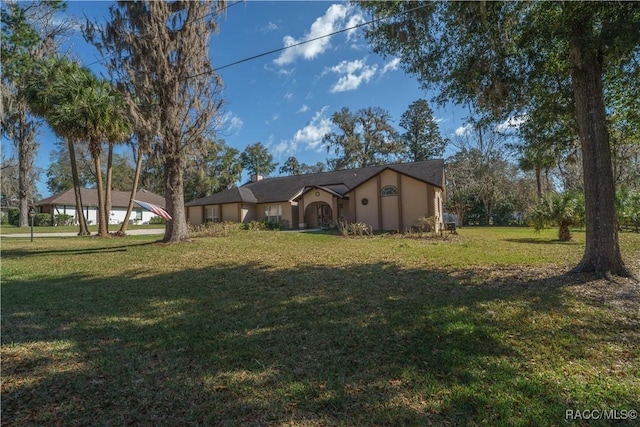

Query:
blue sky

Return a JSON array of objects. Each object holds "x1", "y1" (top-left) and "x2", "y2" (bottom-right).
[{"x1": 26, "y1": 0, "x2": 470, "y2": 197}]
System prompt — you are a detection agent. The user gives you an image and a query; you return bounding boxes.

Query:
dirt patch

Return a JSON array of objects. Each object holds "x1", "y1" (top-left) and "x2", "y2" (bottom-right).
[{"x1": 449, "y1": 264, "x2": 639, "y2": 317}]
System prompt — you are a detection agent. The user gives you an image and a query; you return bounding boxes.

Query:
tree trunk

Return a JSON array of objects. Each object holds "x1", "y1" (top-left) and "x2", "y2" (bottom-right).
[
  {"x1": 17, "y1": 104, "x2": 33, "y2": 227},
  {"x1": 68, "y1": 139, "x2": 90, "y2": 235},
  {"x1": 558, "y1": 221, "x2": 572, "y2": 242},
  {"x1": 104, "y1": 142, "x2": 114, "y2": 233},
  {"x1": 569, "y1": 24, "x2": 632, "y2": 279},
  {"x1": 535, "y1": 165, "x2": 542, "y2": 200},
  {"x1": 119, "y1": 144, "x2": 144, "y2": 233},
  {"x1": 163, "y1": 154, "x2": 189, "y2": 242},
  {"x1": 90, "y1": 140, "x2": 108, "y2": 237}
]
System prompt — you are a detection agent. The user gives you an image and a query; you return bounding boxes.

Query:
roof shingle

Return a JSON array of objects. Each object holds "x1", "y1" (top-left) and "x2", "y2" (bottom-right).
[
  {"x1": 186, "y1": 159, "x2": 444, "y2": 206},
  {"x1": 35, "y1": 188, "x2": 166, "y2": 208}
]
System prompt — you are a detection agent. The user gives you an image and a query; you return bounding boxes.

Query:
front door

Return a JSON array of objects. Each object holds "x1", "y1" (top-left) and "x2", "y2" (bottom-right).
[{"x1": 317, "y1": 204, "x2": 332, "y2": 228}]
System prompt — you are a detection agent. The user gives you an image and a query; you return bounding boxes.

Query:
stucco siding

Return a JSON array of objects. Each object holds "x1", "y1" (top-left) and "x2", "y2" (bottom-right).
[
  {"x1": 401, "y1": 175, "x2": 430, "y2": 229},
  {"x1": 380, "y1": 170, "x2": 399, "y2": 230},
  {"x1": 353, "y1": 179, "x2": 378, "y2": 229},
  {"x1": 188, "y1": 206, "x2": 203, "y2": 226},
  {"x1": 221, "y1": 203, "x2": 239, "y2": 222}
]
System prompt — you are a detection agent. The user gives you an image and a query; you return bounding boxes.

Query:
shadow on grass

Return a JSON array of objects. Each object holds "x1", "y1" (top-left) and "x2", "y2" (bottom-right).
[
  {"x1": 0, "y1": 241, "x2": 158, "y2": 259},
  {"x1": 504, "y1": 238, "x2": 582, "y2": 245},
  {"x1": 1, "y1": 254, "x2": 636, "y2": 425}
]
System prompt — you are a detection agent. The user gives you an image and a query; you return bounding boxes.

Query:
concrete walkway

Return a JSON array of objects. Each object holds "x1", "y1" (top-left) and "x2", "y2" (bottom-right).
[{"x1": 1, "y1": 228, "x2": 165, "y2": 238}]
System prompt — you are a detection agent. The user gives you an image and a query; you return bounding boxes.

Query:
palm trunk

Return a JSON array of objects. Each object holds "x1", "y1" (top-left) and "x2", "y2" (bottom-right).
[
  {"x1": 104, "y1": 142, "x2": 114, "y2": 233},
  {"x1": 568, "y1": 21, "x2": 631, "y2": 279},
  {"x1": 119, "y1": 144, "x2": 144, "y2": 233},
  {"x1": 535, "y1": 165, "x2": 542, "y2": 200},
  {"x1": 90, "y1": 140, "x2": 108, "y2": 237},
  {"x1": 17, "y1": 103, "x2": 33, "y2": 227},
  {"x1": 68, "y1": 139, "x2": 90, "y2": 235}
]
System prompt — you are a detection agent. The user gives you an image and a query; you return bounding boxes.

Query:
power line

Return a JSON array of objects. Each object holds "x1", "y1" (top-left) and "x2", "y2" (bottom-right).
[{"x1": 183, "y1": 2, "x2": 430, "y2": 80}]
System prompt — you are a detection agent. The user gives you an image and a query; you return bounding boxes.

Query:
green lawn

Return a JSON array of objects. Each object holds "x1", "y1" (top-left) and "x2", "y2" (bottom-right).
[
  {"x1": 0, "y1": 223, "x2": 163, "y2": 234},
  {"x1": 1, "y1": 227, "x2": 639, "y2": 426}
]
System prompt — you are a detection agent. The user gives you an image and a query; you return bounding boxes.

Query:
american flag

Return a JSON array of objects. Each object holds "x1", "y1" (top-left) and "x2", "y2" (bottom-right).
[{"x1": 134, "y1": 200, "x2": 172, "y2": 221}]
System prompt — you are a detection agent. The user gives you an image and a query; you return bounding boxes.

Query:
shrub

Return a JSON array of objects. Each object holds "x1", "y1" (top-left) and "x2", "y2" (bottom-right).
[
  {"x1": 149, "y1": 216, "x2": 165, "y2": 225},
  {"x1": 55, "y1": 214, "x2": 75, "y2": 227},
  {"x1": 189, "y1": 221, "x2": 238, "y2": 238},
  {"x1": 336, "y1": 221, "x2": 373, "y2": 237},
  {"x1": 416, "y1": 215, "x2": 436, "y2": 233},
  {"x1": 34, "y1": 213, "x2": 51, "y2": 226},
  {"x1": 242, "y1": 220, "x2": 269, "y2": 231},
  {"x1": 7, "y1": 208, "x2": 19, "y2": 226}
]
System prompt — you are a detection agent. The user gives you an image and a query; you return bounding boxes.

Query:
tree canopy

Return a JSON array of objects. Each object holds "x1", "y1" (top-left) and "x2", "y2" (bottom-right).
[
  {"x1": 240, "y1": 142, "x2": 277, "y2": 178},
  {"x1": 399, "y1": 99, "x2": 447, "y2": 161},
  {"x1": 360, "y1": 0, "x2": 640, "y2": 278},
  {"x1": 324, "y1": 106, "x2": 402, "y2": 170}
]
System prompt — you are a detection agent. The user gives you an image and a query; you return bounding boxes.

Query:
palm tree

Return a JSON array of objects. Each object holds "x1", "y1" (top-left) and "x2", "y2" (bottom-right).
[
  {"x1": 71, "y1": 72, "x2": 131, "y2": 236},
  {"x1": 25, "y1": 57, "x2": 131, "y2": 236},
  {"x1": 528, "y1": 192, "x2": 585, "y2": 241},
  {"x1": 23, "y1": 59, "x2": 91, "y2": 235}
]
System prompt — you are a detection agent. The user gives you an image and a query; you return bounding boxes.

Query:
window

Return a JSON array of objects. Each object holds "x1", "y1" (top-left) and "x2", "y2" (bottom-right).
[
  {"x1": 264, "y1": 205, "x2": 282, "y2": 223},
  {"x1": 135, "y1": 210, "x2": 143, "y2": 221},
  {"x1": 205, "y1": 206, "x2": 218, "y2": 223},
  {"x1": 381, "y1": 185, "x2": 398, "y2": 196}
]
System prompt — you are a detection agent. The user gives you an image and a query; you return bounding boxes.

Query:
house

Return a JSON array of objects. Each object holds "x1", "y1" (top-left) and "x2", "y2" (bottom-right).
[
  {"x1": 186, "y1": 159, "x2": 445, "y2": 232},
  {"x1": 34, "y1": 188, "x2": 166, "y2": 225}
]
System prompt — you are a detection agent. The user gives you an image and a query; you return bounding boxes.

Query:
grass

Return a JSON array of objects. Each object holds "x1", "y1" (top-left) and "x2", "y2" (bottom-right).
[
  {"x1": 0, "y1": 223, "x2": 163, "y2": 234},
  {"x1": 1, "y1": 227, "x2": 639, "y2": 426}
]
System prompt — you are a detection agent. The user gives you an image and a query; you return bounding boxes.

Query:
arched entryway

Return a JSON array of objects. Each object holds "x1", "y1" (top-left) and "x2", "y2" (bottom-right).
[{"x1": 305, "y1": 202, "x2": 333, "y2": 228}]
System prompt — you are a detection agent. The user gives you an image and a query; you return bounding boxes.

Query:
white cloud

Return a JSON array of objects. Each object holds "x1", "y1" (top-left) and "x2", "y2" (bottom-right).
[
  {"x1": 496, "y1": 114, "x2": 528, "y2": 133},
  {"x1": 264, "y1": 21, "x2": 279, "y2": 32},
  {"x1": 381, "y1": 57, "x2": 401, "y2": 74},
  {"x1": 345, "y1": 12, "x2": 366, "y2": 40},
  {"x1": 293, "y1": 106, "x2": 333, "y2": 150},
  {"x1": 455, "y1": 123, "x2": 473, "y2": 137},
  {"x1": 326, "y1": 59, "x2": 377, "y2": 93},
  {"x1": 297, "y1": 104, "x2": 309, "y2": 113},
  {"x1": 265, "y1": 113, "x2": 280, "y2": 125},
  {"x1": 221, "y1": 112, "x2": 244, "y2": 134},
  {"x1": 284, "y1": 92, "x2": 294, "y2": 101},
  {"x1": 274, "y1": 4, "x2": 360, "y2": 65},
  {"x1": 273, "y1": 140, "x2": 297, "y2": 157}
]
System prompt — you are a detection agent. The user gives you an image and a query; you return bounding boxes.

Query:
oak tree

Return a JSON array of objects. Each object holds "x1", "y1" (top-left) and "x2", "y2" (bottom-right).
[{"x1": 361, "y1": 1, "x2": 639, "y2": 278}]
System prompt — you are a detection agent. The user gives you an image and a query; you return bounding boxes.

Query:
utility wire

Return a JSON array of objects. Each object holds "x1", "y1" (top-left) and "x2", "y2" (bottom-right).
[{"x1": 183, "y1": 2, "x2": 430, "y2": 80}]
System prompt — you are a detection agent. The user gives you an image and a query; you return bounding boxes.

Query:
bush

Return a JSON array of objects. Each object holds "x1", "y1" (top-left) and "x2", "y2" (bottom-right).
[
  {"x1": 55, "y1": 214, "x2": 75, "y2": 227},
  {"x1": 336, "y1": 221, "x2": 373, "y2": 237},
  {"x1": 189, "y1": 221, "x2": 238, "y2": 238},
  {"x1": 416, "y1": 215, "x2": 436, "y2": 233},
  {"x1": 149, "y1": 216, "x2": 165, "y2": 225},
  {"x1": 34, "y1": 213, "x2": 51, "y2": 226},
  {"x1": 7, "y1": 208, "x2": 19, "y2": 226},
  {"x1": 242, "y1": 220, "x2": 269, "y2": 231}
]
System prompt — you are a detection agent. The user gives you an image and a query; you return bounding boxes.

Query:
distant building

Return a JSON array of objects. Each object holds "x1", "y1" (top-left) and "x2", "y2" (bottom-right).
[{"x1": 34, "y1": 189, "x2": 166, "y2": 225}]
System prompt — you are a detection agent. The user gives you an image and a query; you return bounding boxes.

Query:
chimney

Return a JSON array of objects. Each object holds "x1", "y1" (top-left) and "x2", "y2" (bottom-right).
[{"x1": 251, "y1": 174, "x2": 263, "y2": 183}]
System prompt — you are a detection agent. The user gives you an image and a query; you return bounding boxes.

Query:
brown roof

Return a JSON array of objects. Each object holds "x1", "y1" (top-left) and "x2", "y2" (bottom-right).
[
  {"x1": 35, "y1": 188, "x2": 166, "y2": 208},
  {"x1": 186, "y1": 159, "x2": 445, "y2": 207}
]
